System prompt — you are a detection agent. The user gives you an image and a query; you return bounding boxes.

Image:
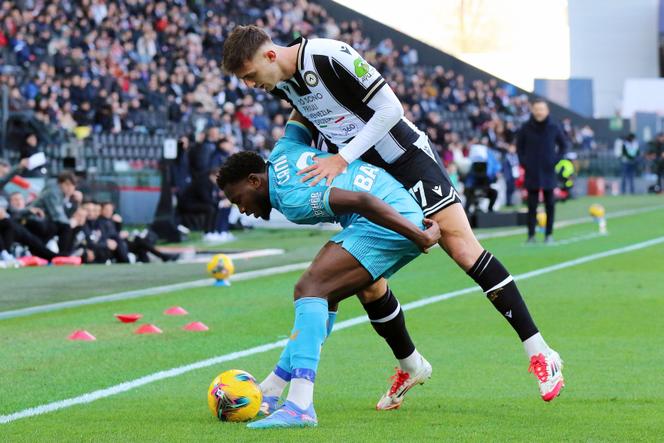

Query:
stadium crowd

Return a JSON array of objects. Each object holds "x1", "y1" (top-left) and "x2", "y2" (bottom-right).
[
  {"x1": 0, "y1": 0, "x2": 660, "y2": 266},
  {"x1": 1, "y1": 0, "x2": 589, "y2": 162}
]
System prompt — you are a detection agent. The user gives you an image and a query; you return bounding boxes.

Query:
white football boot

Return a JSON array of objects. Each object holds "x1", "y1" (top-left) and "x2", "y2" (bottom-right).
[
  {"x1": 528, "y1": 350, "x2": 565, "y2": 401},
  {"x1": 376, "y1": 357, "x2": 432, "y2": 410}
]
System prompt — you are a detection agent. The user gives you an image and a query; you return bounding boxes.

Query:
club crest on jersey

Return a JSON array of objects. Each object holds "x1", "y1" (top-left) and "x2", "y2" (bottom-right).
[{"x1": 304, "y1": 71, "x2": 319, "y2": 87}]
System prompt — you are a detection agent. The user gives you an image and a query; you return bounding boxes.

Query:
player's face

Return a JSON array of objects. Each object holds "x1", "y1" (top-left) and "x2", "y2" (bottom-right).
[
  {"x1": 236, "y1": 49, "x2": 281, "y2": 91},
  {"x1": 531, "y1": 102, "x2": 550, "y2": 122},
  {"x1": 223, "y1": 176, "x2": 271, "y2": 220}
]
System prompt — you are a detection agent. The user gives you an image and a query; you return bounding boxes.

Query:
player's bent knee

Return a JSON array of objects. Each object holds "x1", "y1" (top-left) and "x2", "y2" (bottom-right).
[
  {"x1": 441, "y1": 235, "x2": 483, "y2": 271},
  {"x1": 294, "y1": 273, "x2": 330, "y2": 300},
  {"x1": 356, "y1": 279, "x2": 387, "y2": 303}
]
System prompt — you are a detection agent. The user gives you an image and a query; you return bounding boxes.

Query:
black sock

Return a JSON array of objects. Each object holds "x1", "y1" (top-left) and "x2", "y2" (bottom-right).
[
  {"x1": 362, "y1": 288, "x2": 415, "y2": 359},
  {"x1": 467, "y1": 250, "x2": 539, "y2": 341}
]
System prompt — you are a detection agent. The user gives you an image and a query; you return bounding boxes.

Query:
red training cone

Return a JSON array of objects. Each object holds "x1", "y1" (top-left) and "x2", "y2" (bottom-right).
[
  {"x1": 164, "y1": 306, "x2": 188, "y2": 316},
  {"x1": 135, "y1": 324, "x2": 163, "y2": 334},
  {"x1": 114, "y1": 313, "x2": 143, "y2": 323},
  {"x1": 68, "y1": 330, "x2": 96, "y2": 341},
  {"x1": 18, "y1": 256, "x2": 48, "y2": 267},
  {"x1": 52, "y1": 256, "x2": 82, "y2": 266},
  {"x1": 183, "y1": 321, "x2": 209, "y2": 332}
]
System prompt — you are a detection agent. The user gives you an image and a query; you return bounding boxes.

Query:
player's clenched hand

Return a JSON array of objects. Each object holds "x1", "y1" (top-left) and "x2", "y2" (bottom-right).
[
  {"x1": 298, "y1": 154, "x2": 348, "y2": 187},
  {"x1": 417, "y1": 218, "x2": 441, "y2": 253}
]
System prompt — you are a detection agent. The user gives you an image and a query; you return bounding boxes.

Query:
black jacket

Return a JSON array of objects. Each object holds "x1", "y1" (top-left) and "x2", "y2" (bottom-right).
[{"x1": 516, "y1": 116, "x2": 568, "y2": 190}]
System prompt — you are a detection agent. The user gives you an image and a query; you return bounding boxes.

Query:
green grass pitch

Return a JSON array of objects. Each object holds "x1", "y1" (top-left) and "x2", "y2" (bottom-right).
[{"x1": 1, "y1": 196, "x2": 663, "y2": 442}]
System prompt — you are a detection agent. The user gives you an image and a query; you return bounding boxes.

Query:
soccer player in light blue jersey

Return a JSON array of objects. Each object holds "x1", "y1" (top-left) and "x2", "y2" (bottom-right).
[{"x1": 216, "y1": 121, "x2": 440, "y2": 429}]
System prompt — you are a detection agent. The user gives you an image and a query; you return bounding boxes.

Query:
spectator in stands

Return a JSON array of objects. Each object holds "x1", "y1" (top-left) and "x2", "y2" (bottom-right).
[
  {"x1": 81, "y1": 200, "x2": 129, "y2": 264},
  {"x1": 178, "y1": 168, "x2": 221, "y2": 242},
  {"x1": 0, "y1": 200, "x2": 58, "y2": 262},
  {"x1": 502, "y1": 144, "x2": 520, "y2": 207},
  {"x1": 619, "y1": 133, "x2": 639, "y2": 195},
  {"x1": 579, "y1": 125, "x2": 595, "y2": 150},
  {"x1": 100, "y1": 201, "x2": 178, "y2": 263},
  {"x1": 0, "y1": 158, "x2": 28, "y2": 200},
  {"x1": 463, "y1": 138, "x2": 500, "y2": 213},
  {"x1": 648, "y1": 132, "x2": 664, "y2": 193},
  {"x1": 171, "y1": 135, "x2": 192, "y2": 197},
  {"x1": 188, "y1": 131, "x2": 213, "y2": 180},
  {"x1": 516, "y1": 99, "x2": 568, "y2": 244},
  {"x1": 21, "y1": 133, "x2": 39, "y2": 160},
  {"x1": 59, "y1": 172, "x2": 83, "y2": 218}
]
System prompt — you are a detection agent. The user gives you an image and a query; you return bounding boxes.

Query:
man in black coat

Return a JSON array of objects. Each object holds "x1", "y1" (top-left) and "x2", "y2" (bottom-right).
[
  {"x1": 516, "y1": 99, "x2": 568, "y2": 243},
  {"x1": 177, "y1": 168, "x2": 219, "y2": 236}
]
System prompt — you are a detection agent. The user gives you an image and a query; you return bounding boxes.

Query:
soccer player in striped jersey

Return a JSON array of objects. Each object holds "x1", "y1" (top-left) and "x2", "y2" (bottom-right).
[{"x1": 222, "y1": 25, "x2": 564, "y2": 406}]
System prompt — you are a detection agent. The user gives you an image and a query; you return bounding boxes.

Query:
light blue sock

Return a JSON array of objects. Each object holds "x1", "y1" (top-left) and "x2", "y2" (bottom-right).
[
  {"x1": 326, "y1": 311, "x2": 337, "y2": 338},
  {"x1": 289, "y1": 297, "x2": 328, "y2": 378},
  {"x1": 274, "y1": 337, "x2": 293, "y2": 381}
]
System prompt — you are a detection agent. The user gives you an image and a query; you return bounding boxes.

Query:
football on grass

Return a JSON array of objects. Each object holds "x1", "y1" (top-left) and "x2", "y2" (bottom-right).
[{"x1": 207, "y1": 369, "x2": 262, "y2": 422}]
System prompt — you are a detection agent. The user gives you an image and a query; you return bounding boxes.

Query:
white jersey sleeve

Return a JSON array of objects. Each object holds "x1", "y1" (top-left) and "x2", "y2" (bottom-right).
[
  {"x1": 327, "y1": 42, "x2": 387, "y2": 102},
  {"x1": 337, "y1": 84, "x2": 404, "y2": 164}
]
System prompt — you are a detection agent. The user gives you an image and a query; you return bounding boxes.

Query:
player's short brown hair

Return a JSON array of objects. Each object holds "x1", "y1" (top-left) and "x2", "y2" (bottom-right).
[{"x1": 222, "y1": 25, "x2": 272, "y2": 74}]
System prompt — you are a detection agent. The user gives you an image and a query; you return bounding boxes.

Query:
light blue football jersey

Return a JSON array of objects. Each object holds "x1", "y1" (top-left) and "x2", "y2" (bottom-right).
[{"x1": 267, "y1": 122, "x2": 421, "y2": 228}]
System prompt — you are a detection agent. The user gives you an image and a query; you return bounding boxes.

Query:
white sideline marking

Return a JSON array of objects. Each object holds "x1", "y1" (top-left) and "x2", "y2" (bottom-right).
[
  {"x1": 1, "y1": 204, "x2": 661, "y2": 321},
  {"x1": 0, "y1": 262, "x2": 311, "y2": 320},
  {"x1": 1, "y1": 235, "x2": 663, "y2": 425}
]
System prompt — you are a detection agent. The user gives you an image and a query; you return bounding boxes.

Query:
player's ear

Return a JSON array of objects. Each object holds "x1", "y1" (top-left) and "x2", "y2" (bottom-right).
[
  {"x1": 247, "y1": 173, "x2": 262, "y2": 189},
  {"x1": 264, "y1": 49, "x2": 277, "y2": 62}
]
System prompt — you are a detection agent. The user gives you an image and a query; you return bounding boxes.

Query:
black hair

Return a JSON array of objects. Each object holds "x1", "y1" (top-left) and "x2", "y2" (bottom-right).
[{"x1": 216, "y1": 151, "x2": 266, "y2": 189}]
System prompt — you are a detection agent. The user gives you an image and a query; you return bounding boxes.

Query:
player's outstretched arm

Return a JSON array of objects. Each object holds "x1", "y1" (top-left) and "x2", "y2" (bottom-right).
[{"x1": 328, "y1": 188, "x2": 440, "y2": 253}]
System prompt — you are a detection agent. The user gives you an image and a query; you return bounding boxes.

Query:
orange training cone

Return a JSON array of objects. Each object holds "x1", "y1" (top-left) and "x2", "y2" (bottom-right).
[
  {"x1": 164, "y1": 306, "x2": 188, "y2": 316},
  {"x1": 183, "y1": 321, "x2": 209, "y2": 332},
  {"x1": 135, "y1": 324, "x2": 163, "y2": 334},
  {"x1": 68, "y1": 330, "x2": 96, "y2": 341}
]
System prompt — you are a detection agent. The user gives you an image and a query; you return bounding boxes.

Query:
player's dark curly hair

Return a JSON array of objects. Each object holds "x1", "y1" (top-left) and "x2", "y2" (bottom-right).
[{"x1": 216, "y1": 151, "x2": 267, "y2": 189}]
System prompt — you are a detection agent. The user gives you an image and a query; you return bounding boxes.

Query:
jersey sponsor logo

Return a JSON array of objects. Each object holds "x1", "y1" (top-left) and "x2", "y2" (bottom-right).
[
  {"x1": 312, "y1": 117, "x2": 334, "y2": 125},
  {"x1": 432, "y1": 185, "x2": 443, "y2": 196},
  {"x1": 353, "y1": 57, "x2": 369, "y2": 77},
  {"x1": 273, "y1": 155, "x2": 290, "y2": 185},
  {"x1": 296, "y1": 152, "x2": 316, "y2": 171},
  {"x1": 302, "y1": 103, "x2": 319, "y2": 112},
  {"x1": 309, "y1": 191, "x2": 327, "y2": 217},
  {"x1": 340, "y1": 123, "x2": 357, "y2": 135},
  {"x1": 297, "y1": 93, "x2": 324, "y2": 106},
  {"x1": 308, "y1": 108, "x2": 333, "y2": 119},
  {"x1": 304, "y1": 70, "x2": 319, "y2": 87}
]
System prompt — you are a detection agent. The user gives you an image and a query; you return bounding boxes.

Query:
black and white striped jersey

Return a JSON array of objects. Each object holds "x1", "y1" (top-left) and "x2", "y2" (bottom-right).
[{"x1": 270, "y1": 36, "x2": 430, "y2": 169}]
